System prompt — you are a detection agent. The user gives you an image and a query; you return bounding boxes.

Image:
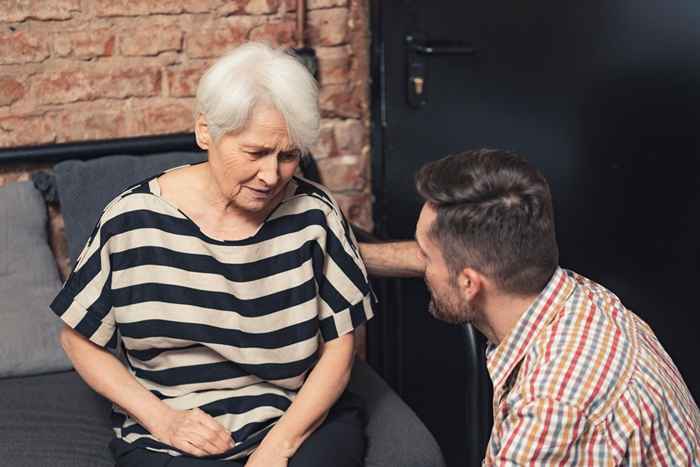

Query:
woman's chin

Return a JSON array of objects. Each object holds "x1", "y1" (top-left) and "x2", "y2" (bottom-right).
[{"x1": 236, "y1": 196, "x2": 275, "y2": 213}]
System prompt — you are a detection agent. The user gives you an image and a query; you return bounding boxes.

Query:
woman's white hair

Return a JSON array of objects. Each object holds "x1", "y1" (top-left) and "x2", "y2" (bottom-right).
[{"x1": 195, "y1": 42, "x2": 320, "y2": 155}]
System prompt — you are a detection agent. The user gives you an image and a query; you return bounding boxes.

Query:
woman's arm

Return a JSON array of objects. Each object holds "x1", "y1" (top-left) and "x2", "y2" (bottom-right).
[
  {"x1": 358, "y1": 241, "x2": 425, "y2": 278},
  {"x1": 245, "y1": 332, "x2": 356, "y2": 466},
  {"x1": 59, "y1": 325, "x2": 233, "y2": 456}
]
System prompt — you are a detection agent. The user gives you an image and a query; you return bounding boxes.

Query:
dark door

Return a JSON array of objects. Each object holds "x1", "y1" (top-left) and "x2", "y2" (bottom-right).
[{"x1": 371, "y1": 1, "x2": 700, "y2": 466}]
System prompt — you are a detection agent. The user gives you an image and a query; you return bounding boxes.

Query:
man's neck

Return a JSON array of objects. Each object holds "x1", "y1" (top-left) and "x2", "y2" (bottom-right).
[{"x1": 476, "y1": 291, "x2": 540, "y2": 345}]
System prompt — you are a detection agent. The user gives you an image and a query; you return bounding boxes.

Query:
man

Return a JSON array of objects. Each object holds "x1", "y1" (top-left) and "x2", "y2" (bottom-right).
[{"x1": 359, "y1": 149, "x2": 700, "y2": 465}]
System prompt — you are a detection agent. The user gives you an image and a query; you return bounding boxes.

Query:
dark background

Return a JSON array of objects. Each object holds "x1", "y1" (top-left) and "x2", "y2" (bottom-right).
[{"x1": 368, "y1": 1, "x2": 700, "y2": 466}]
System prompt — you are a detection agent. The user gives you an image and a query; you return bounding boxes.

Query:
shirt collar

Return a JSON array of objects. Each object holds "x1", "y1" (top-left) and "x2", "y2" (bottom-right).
[{"x1": 485, "y1": 267, "x2": 576, "y2": 392}]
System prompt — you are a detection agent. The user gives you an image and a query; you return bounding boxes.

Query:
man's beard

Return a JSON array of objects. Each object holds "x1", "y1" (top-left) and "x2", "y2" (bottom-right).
[{"x1": 427, "y1": 285, "x2": 477, "y2": 325}]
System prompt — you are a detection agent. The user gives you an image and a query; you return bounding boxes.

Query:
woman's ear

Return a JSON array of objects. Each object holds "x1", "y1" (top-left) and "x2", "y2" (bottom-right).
[{"x1": 194, "y1": 114, "x2": 211, "y2": 150}]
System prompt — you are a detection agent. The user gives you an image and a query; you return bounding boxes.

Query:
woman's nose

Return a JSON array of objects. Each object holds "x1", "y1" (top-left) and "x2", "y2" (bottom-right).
[{"x1": 257, "y1": 154, "x2": 280, "y2": 186}]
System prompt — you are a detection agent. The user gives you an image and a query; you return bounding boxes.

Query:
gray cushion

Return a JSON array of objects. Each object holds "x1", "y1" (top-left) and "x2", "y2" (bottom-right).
[
  {"x1": 54, "y1": 151, "x2": 206, "y2": 265},
  {"x1": 0, "y1": 370, "x2": 113, "y2": 466},
  {"x1": 0, "y1": 181, "x2": 71, "y2": 378},
  {"x1": 349, "y1": 359, "x2": 446, "y2": 467}
]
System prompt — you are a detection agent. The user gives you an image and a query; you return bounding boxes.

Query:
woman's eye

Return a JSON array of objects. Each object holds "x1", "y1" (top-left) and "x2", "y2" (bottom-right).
[{"x1": 280, "y1": 151, "x2": 301, "y2": 161}]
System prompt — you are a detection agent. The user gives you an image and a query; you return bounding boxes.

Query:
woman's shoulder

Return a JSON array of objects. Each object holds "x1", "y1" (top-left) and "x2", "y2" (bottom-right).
[
  {"x1": 96, "y1": 173, "x2": 188, "y2": 231},
  {"x1": 276, "y1": 176, "x2": 344, "y2": 221},
  {"x1": 101, "y1": 178, "x2": 158, "y2": 215},
  {"x1": 102, "y1": 164, "x2": 196, "y2": 216}
]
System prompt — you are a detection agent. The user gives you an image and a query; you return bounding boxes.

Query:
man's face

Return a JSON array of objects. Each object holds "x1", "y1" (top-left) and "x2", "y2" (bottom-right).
[{"x1": 415, "y1": 203, "x2": 479, "y2": 324}]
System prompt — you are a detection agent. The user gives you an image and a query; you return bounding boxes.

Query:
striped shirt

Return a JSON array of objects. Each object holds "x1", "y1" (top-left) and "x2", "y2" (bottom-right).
[
  {"x1": 50, "y1": 171, "x2": 374, "y2": 460},
  {"x1": 483, "y1": 267, "x2": 700, "y2": 466}
]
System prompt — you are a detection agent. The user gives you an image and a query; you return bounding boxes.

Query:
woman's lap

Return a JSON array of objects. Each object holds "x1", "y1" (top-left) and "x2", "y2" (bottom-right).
[
  {"x1": 111, "y1": 392, "x2": 366, "y2": 467},
  {"x1": 288, "y1": 391, "x2": 365, "y2": 467}
]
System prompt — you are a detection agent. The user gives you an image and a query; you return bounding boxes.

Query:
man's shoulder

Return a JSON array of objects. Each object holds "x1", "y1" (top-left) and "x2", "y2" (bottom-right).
[{"x1": 519, "y1": 275, "x2": 640, "y2": 416}]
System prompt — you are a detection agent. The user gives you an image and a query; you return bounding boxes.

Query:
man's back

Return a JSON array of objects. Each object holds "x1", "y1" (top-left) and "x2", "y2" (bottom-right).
[{"x1": 485, "y1": 268, "x2": 700, "y2": 465}]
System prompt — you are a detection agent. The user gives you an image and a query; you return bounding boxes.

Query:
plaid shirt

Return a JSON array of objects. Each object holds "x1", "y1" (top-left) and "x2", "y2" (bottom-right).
[{"x1": 483, "y1": 267, "x2": 700, "y2": 466}]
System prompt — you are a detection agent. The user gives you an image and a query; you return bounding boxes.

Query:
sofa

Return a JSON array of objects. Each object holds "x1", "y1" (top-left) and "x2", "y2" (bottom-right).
[{"x1": 0, "y1": 141, "x2": 446, "y2": 467}]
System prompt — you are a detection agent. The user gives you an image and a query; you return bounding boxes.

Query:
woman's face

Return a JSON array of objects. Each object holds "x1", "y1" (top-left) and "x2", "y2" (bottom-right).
[{"x1": 200, "y1": 104, "x2": 302, "y2": 213}]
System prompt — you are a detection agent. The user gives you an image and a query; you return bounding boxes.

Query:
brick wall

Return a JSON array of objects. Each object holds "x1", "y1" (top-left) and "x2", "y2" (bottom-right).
[{"x1": 0, "y1": 0, "x2": 373, "y2": 230}]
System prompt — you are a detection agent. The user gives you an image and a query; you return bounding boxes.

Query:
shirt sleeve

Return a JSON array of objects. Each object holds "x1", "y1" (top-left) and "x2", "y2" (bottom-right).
[
  {"x1": 49, "y1": 209, "x2": 118, "y2": 349},
  {"x1": 314, "y1": 206, "x2": 375, "y2": 342},
  {"x1": 486, "y1": 397, "x2": 587, "y2": 466}
]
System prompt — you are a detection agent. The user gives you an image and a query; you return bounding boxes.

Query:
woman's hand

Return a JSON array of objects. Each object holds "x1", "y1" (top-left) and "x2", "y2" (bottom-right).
[
  {"x1": 153, "y1": 407, "x2": 234, "y2": 457},
  {"x1": 244, "y1": 442, "x2": 291, "y2": 467}
]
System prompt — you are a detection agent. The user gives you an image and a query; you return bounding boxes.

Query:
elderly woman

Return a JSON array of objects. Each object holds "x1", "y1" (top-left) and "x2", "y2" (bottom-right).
[{"x1": 51, "y1": 42, "x2": 372, "y2": 467}]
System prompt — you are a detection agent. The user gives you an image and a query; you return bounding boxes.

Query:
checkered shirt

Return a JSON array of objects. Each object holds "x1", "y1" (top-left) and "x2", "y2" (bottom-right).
[{"x1": 483, "y1": 267, "x2": 700, "y2": 465}]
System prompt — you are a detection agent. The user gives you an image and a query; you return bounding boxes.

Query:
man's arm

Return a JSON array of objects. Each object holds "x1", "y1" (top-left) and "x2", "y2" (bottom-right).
[
  {"x1": 485, "y1": 398, "x2": 585, "y2": 465},
  {"x1": 358, "y1": 241, "x2": 425, "y2": 278}
]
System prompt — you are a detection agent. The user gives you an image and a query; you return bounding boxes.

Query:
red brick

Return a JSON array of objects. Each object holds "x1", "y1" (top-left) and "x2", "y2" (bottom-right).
[
  {"x1": 94, "y1": 0, "x2": 214, "y2": 17},
  {"x1": 249, "y1": 20, "x2": 296, "y2": 47},
  {"x1": 217, "y1": 1, "x2": 247, "y2": 16},
  {"x1": 244, "y1": 0, "x2": 280, "y2": 15},
  {"x1": 0, "y1": 0, "x2": 80, "y2": 22},
  {"x1": 32, "y1": 66, "x2": 162, "y2": 105},
  {"x1": 317, "y1": 154, "x2": 365, "y2": 191},
  {"x1": 319, "y1": 82, "x2": 361, "y2": 118},
  {"x1": 309, "y1": 120, "x2": 337, "y2": 159},
  {"x1": 316, "y1": 45, "x2": 351, "y2": 85},
  {"x1": 334, "y1": 191, "x2": 373, "y2": 231},
  {"x1": 308, "y1": 8, "x2": 348, "y2": 46},
  {"x1": 308, "y1": 0, "x2": 348, "y2": 8},
  {"x1": 0, "y1": 113, "x2": 56, "y2": 147},
  {"x1": 185, "y1": 18, "x2": 261, "y2": 58},
  {"x1": 0, "y1": 76, "x2": 26, "y2": 106},
  {"x1": 54, "y1": 108, "x2": 129, "y2": 142},
  {"x1": 334, "y1": 118, "x2": 364, "y2": 155},
  {"x1": 138, "y1": 101, "x2": 194, "y2": 135},
  {"x1": 54, "y1": 29, "x2": 115, "y2": 59},
  {"x1": 121, "y1": 25, "x2": 182, "y2": 56},
  {"x1": 167, "y1": 62, "x2": 211, "y2": 98},
  {"x1": 0, "y1": 170, "x2": 31, "y2": 187},
  {"x1": 0, "y1": 31, "x2": 49, "y2": 65}
]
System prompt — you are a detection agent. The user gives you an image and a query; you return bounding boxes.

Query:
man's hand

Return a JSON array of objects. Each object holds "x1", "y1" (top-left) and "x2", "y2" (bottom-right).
[{"x1": 153, "y1": 407, "x2": 233, "y2": 457}]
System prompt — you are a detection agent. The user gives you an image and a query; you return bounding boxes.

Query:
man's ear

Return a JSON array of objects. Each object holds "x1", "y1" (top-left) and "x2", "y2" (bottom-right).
[
  {"x1": 194, "y1": 114, "x2": 211, "y2": 150},
  {"x1": 458, "y1": 267, "x2": 483, "y2": 301}
]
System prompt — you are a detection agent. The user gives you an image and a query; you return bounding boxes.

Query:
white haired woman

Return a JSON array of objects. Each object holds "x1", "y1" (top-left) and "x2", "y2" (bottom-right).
[{"x1": 51, "y1": 42, "x2": 372, "y2": 467}]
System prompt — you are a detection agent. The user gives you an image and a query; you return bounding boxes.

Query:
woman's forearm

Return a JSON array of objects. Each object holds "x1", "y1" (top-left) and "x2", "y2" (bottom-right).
[
  {"x1": 59, "y1": 325, "x2": 173, "y2": 435},
  {"x1": 261, "y1": 333, "x2": 355, "y2": 457},
  {"x1": 358, "y1": 241, "x2": 425, "y2": 278}
]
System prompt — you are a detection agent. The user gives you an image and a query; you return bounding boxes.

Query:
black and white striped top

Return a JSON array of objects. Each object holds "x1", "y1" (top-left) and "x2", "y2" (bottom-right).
[{"x1": 50, "y1": 170, "x2": 374, "y2": 460}]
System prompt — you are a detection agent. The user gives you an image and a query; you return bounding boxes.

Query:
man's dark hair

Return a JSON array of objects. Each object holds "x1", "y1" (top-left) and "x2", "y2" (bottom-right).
[{"x1": 415, "y1": 148, "x2": 559, "y2": 295}]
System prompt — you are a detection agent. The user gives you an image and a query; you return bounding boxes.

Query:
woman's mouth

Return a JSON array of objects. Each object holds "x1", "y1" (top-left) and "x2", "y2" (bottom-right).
[{"x1": 246, "y1": 186, "x2": 273, "y2": 197}]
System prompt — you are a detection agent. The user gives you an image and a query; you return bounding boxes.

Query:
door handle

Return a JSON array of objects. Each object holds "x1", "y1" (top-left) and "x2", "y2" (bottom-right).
[
  {"x1": 405, "y1": 32, "x2": 478, "y2": 108},
  {"x1": 405, "y1": 33, "x2": 478, "y2": 55}
]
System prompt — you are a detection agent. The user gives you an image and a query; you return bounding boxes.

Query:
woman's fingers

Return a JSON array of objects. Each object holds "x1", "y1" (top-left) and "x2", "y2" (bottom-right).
[
  {"x1": 164, "y1": 408, "x2": 233, "y2": 456},
  {"x1": 192, "y1": 408, "x2": 234, "y2": 447},
  {"x1": 181, "y1": 428, "x2": 227, "y2": 456},
  {"x1": 172, "y1": 437, "x2": 209, "y2": 458}
]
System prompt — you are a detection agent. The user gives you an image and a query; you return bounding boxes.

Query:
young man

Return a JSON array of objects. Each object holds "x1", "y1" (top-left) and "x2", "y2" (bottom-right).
[{"x1": 359, "y1": 149, "x2": 700, "y2": 465}]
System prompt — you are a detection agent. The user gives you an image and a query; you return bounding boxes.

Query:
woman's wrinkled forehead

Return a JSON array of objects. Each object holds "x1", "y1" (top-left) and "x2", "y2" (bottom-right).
[{"x1": 231, "y1": 104, "x2": 292, "y2": 149}]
